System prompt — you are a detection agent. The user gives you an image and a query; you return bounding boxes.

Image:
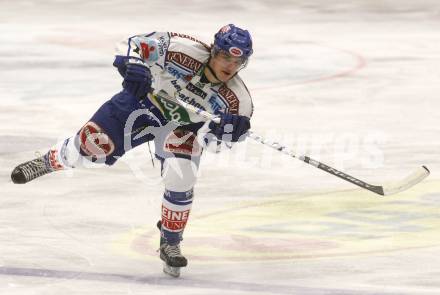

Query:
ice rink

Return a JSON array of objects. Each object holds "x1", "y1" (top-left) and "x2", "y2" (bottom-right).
[{"x1": 1, "y1": 0, "x2": 440, "y2": 294}]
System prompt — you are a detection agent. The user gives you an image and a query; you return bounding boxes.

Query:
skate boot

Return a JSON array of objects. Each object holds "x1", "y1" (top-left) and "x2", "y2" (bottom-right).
[
  {"x1": 157, "y1": 220, "x2": 187, "y2": 277},
  {"x1": 11, "y1": 151, "x2": 59, "y2": 184}
]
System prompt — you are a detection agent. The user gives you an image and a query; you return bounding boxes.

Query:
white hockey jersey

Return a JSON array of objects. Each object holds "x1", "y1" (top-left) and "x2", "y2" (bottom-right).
[{"x1": 115, "y1": 32, "x2": 253, "y2": 125}]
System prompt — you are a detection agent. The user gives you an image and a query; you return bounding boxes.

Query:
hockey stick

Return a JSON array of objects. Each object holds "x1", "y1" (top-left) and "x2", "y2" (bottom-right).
[{"x1": 154, "y1": 93, "x2": 430, "y2": 196}]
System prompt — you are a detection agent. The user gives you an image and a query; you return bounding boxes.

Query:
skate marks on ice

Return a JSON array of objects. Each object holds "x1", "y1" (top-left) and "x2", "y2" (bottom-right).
[
  {"x1": 0, "y1": 136, "x2": 56, "y2": 155},
  {"x1": 122, "y1": 179, "x2": 440, "y2": 262},
  {"x1": 251, "y1": 42, "x2": 366, "y2": 92},
  {"x1": 0, "y1": 181, "x2": 438, "y2": 294},
  {"x1": 0, "y1": 265, "x2": 394, "y2": 295}
]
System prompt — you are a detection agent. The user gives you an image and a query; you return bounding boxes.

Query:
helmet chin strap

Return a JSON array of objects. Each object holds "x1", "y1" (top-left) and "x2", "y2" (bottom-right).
[{"x1": 205, "y1": 57, "x2": 222, "y2": 83}]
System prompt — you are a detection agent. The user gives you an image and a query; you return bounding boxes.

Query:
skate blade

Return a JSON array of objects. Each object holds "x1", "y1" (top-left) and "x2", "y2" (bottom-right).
[{"x1": 163, "y1": 262, "x2": 180, "y2": 278}]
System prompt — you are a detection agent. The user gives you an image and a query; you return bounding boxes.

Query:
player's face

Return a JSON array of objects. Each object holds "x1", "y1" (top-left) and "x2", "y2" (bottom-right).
[{"x1": 209, "y1": 51, "x2": 246, "y2": 82}]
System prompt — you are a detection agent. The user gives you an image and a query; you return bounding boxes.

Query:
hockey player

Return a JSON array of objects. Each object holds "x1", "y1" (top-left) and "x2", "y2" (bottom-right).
[{"x1": 10, "y1": 24, "x2": 253, "y2": 277}]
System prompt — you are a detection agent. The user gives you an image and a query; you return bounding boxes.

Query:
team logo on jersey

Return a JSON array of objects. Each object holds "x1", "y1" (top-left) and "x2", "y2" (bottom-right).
[
  {"x1": 157, "y1": 36, "x2": 167, "y2": 56},
  {"x1": 163, "y1": 129, "x2": 202, "y2": 156},
  {"x1": 218, "y1": 85, "x2": 239, "y2": 113},
  {"x1": 140, "y1": 39, "x2": 159, "y2": 62},
  {"x1": 229, "y1": 46, "x2": 243, "y2": 57},
  {"x1": 167, "y1": 66, "x2": 193, "y2": 81},
  {"x1": 166, "y1": 51, "x2": 203, "y2": 73},
  {"x1": 208, "y1": 95, "x2": 227, "y2": 113},
  {"x1": 79, "y1": 122, "x2": 115, "y2": 158},
  {"x1": 186, "y1": 83, "x2": 207, "y2": 99}
]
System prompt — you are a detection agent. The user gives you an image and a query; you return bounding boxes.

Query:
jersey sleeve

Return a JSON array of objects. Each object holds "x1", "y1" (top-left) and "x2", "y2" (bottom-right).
[
  {"x1": 227, "y1": 76, "x2": 254, "y2": 119},
  {"x1": 238, "y1": 90, "x2": 254, "y2": 119},
  {"x1": 114, "y1": 32, "x2": 171, "y2": 69}
]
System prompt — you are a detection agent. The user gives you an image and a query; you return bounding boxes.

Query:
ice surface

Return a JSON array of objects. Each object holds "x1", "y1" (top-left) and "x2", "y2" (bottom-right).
[{"x1": 1, "y1": 0, "x2": 440, "y2": 294}]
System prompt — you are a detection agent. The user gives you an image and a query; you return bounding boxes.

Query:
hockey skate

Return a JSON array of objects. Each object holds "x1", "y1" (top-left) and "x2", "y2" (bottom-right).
[
  {"x1": 157, "y1": 220, "x2": 187, "y2": 277},
  {"x1": 11, "y1": 152, "x2": 56, "y2": 184}
]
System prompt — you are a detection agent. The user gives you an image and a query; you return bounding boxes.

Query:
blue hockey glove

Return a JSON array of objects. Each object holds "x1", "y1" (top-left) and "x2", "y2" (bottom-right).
[
  {"x1": 113, "y1": 55, "x2": 127, "y2": 77},
  {"x1": 209, "y1": 113, "x2": 251, "y2": 142},
  {"x1": 122, "y1": 62, "x2": 152, "y2": 100}
]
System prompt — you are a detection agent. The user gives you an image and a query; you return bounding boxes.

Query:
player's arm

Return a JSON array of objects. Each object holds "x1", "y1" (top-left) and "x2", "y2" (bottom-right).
[
  {"x1": 113, "y1": 32, "x2": 170, "y2": 74},
  {"x1": 112, "y1": 32, "x2": 170, "y2": 99},
  {"x1": 209, "y1": 82, "x2": 253, "y2": 143}
]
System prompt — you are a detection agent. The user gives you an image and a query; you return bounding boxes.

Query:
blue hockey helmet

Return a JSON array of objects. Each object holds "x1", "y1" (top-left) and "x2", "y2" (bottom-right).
[{"x1": 213, "y1": 24, "x2": 253, "y2": 60}]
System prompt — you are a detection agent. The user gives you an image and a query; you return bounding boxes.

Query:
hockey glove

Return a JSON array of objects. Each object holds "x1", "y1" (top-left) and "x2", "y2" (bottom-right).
[
  {"x1": 113, "y1": 55, "x2": 128, "y2": 77},
  {"x1": 122, "y1": 62, "x2": 152, "y2": 100},
  {"x1": 209, "y1": 113, "x2": 251, "y2": 142}
]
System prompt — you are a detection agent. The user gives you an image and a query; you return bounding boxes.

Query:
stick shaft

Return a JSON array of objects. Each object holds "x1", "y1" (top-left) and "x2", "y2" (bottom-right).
[
  {"x1": 246, "y1": 131, "x2": 384, "y2": 195},
  {"x1": 155, "y1": 93, "x2": 428, "y2": 196}
]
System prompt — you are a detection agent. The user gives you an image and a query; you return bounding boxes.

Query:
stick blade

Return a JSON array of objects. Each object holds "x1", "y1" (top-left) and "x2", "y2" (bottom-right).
[{"x1": 382, "y1": 166, "x2": 430, "y2": 196}]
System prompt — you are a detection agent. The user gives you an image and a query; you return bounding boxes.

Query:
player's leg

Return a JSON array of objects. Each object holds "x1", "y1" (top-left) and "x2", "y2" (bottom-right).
[
  {"x1": 159, "y1": 157, "x2": 197, "y2": 267},
  {"x1": 155, "y1": 127, "x2": 202, "y2": 277},
  {"x1": 11, "y1": 90, "x2": 157, "y2": 184}
]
